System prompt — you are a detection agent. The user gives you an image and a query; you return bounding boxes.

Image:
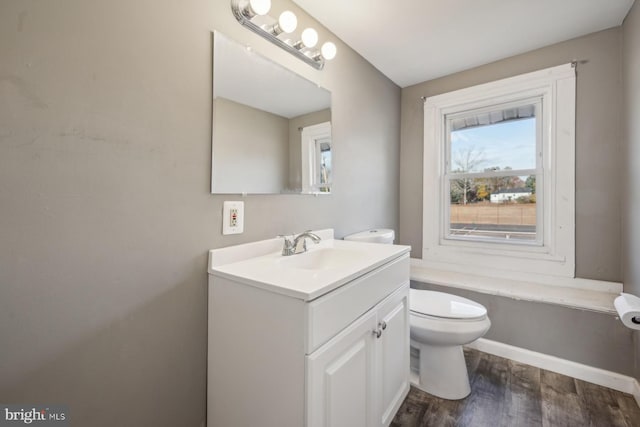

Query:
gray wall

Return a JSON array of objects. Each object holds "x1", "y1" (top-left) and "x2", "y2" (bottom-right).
[
  {"x1": 400, "y1": 28, "x2": 635, "y2": 376},
  {"x1": 0, "y1": 0, "x2": 400, "y2": 426},
  {"x1": 622, "y1": 1, "x2": 640, "y2": 380},
  {"x1": 400, "y1": 28, "x2": 622, "y2": 283}
]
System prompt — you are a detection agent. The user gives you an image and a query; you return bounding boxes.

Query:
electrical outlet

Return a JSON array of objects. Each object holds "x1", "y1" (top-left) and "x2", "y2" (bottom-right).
[
  {"x1": 230, "y1": 208, "x2": 238, "y2": 227},
  {"x1": 223, "y1": 201, "x2": 244, "y2": 235}
]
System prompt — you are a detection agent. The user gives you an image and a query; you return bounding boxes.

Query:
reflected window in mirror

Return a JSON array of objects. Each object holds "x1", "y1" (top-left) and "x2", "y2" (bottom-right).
[
  {"x1": 301, "y1": 121, "x2": 331, "y2": 193},
  {"x1": 211, "y1": 31, "x2": 332, "y2": 195}
]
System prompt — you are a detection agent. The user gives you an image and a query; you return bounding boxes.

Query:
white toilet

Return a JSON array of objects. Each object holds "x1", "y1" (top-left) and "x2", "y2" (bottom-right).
[
  {"x1": 410, "y1": 289, "x2": 490, "y2": 399},
  {"x1": 344, "y1": 229, "x2": 491, "y2": 400},
  {"x1": 342, "y1": 228, "x2": 396, "y2": 244}
]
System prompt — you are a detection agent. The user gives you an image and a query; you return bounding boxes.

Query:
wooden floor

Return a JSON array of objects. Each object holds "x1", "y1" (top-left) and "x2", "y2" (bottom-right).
[{"x1": 391, "y1": 348, "x2": 640, "y2": 427}]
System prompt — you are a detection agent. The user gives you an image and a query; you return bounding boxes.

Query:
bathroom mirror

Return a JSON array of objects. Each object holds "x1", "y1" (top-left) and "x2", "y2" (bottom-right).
[{"x1": 212, "y1": 31, "x2": 332, "y2": 194}]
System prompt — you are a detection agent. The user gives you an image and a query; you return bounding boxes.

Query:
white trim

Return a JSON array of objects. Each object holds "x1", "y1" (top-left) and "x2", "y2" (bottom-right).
[
  {"x1": 466, "y1": 338, "x2": 640, "y2": 407},
  {"x1": 411, "y1": 260, "x2": 621, "y2": 314},
  {"x1": 422, "y1": 63, "x2": 576, "y2": 278}
]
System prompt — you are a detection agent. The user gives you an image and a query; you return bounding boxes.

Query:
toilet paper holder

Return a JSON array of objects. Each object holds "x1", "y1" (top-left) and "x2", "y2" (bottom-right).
[{"x1": 614, "y1": 293, "x2": 640, "y2": 330}]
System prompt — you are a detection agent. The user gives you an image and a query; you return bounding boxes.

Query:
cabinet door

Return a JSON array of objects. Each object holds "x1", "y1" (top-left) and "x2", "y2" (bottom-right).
[
  {"x1": 376, "y1": 285, "x2": 410, "y2": 427},
  {"x1": 306, "y1": 309, "x2": 377, "y2": 427}
]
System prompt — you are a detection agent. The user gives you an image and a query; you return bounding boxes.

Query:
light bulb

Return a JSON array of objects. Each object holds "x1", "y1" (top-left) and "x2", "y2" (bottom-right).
[
  {"x1": 321, "y1": 41, "x2": 337, "y2": 60},
  {"x1": 278, "y1": 11, "x2": 297, "y2": 34},
  {"x1": 248, "y1": 0, "x2": 270, "y2": 16},
  {"x1": 301, "y1": 28, "x2": 318, "y2": 48}
]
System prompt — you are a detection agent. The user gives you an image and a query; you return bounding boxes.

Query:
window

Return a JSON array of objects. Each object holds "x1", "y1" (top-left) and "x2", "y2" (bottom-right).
[
  {"x1": 446, "y1": 99, "x2": 541, "y2": 245},
  {"x1": 422, "y1": 64, "x2": 576, "y2": 277}
]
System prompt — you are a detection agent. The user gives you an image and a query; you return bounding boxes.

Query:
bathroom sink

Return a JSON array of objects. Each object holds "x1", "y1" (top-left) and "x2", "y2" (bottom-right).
[
  {"x1": 278, "y1": 248, "x2": 365, "y2": 271},
  {"x1": 208, "y1": 229, "x2": 411, "y2": 301}
]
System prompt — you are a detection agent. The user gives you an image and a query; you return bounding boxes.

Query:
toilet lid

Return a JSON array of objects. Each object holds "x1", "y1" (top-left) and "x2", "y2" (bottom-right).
[{"x1": 410, "y1": 289, "x2": 487, "y2": 320}]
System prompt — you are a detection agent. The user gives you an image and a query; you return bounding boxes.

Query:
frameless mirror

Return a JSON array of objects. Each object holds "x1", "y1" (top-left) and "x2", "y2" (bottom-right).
[{"x1": 211, "y1": 31, "x2": 332, "y2": 194}]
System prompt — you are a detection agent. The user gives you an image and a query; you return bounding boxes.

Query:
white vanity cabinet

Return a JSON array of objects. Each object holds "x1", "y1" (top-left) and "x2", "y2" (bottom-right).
[
  {"x1": 306, "y1": 284, "x2": 409, "y2": 427},
  {"x1": 207, "y1": 233, "x2": 410, "y2": 427}
]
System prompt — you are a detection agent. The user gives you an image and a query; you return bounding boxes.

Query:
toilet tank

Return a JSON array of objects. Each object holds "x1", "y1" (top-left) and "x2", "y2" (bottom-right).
[{"x1": 344, "y1": 229, "x2": 395, "y2": 244}]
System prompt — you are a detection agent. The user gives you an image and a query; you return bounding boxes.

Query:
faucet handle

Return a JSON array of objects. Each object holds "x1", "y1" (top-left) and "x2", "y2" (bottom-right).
[
  {"x1": 278, "y1": 234, "x2": 295, "y2": 256},
  {"x1": 277, "y1": 234, "x2": 294, "y2": 245}
]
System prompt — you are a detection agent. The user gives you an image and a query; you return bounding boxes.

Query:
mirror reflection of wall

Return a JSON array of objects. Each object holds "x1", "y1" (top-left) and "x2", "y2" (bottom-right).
[
  {"x1": 213, "y1": 98, "x2": 289, "y2": 193},
  {"x1": 211, "y1": 31, "x2": 332, "y2": 194}
]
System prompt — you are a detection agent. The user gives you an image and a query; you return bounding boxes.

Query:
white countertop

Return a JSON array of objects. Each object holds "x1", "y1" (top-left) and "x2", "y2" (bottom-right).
[{"x1": 209, "y1": 232, "x2": 410, "y2": 301}]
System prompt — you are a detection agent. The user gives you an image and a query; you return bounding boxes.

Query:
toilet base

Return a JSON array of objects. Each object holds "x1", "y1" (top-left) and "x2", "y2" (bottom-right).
[{"x1": 413, "y1": 343, "x2": 471, "y2": 400}]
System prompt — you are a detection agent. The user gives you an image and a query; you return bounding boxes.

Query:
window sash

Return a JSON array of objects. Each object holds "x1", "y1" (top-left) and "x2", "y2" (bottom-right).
[
  {"x1": 442, "y1": 97, "x2": 543, "y2": 246},
  {"x1": 444, "y1": 169, "x2": 537, "y2": 180}
]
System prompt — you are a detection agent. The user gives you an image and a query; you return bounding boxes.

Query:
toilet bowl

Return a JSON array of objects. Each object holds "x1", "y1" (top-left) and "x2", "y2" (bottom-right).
[
  {"x1": 410, "y1": 289, "x2": 491, "y2": 400},
  {"x1": 343, "y1": 229, "x2": 491, "y2": 400}
]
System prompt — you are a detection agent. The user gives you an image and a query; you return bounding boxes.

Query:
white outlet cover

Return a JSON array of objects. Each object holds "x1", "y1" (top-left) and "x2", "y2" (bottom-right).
[{"x1": 222, "y1": 201, "x2": 244, "y2": 235}]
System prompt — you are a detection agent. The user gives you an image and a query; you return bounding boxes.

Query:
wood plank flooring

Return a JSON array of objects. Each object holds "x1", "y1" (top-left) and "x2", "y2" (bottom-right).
[{"x1": 391, "y1": 348, "x2": 640, "y2": 427}]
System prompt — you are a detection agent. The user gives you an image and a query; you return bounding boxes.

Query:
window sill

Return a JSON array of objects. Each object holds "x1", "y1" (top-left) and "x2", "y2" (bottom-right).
[{"x1": 410, "y1": 258, "x2": 621, "y2": 314}]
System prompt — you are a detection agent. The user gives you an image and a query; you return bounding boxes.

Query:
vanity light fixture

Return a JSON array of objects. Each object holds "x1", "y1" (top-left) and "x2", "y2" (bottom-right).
[
  {"x1": 309, "y1": 41, "x2": 337, "y2": 63},
  {"x1": 271, "y1": 11, "x2": 297, "y2": 35},
  {"x1": 240, "y1": 0, "x2": 271, "y2": 18},
  {"x1": 320, "y1": 42, "x2": 337, "y2": 60},
  {"x1": 230, "y1": 0, "x2": 337, "y2": 70},
  {"x1": 298, "y1": 28, "x2": 319, "y2": 48}
]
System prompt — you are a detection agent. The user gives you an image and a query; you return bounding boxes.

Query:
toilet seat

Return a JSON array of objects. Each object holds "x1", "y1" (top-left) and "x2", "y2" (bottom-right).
[{"x1": 410, "y1": 289, "x2": 487, "y2": 320}]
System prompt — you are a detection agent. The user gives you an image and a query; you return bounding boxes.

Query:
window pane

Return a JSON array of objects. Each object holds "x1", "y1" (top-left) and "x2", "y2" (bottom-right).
[
  {"x1": 448, "y1": 176, "x2": 536, "y2": 242},
  {"x1": 449, "y1": 107, "x2": 537, "y2": 173}
]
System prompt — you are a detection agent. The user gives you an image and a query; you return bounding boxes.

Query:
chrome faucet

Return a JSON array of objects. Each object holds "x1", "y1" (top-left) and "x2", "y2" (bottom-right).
[{"x1": 279, "y1": 231, "x2": 321, "y2": 256}]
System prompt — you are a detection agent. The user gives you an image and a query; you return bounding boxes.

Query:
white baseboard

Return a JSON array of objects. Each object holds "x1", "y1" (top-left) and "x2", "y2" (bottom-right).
[{"x1": 466, "y1": 338, "x2": 640, "y2": 407}]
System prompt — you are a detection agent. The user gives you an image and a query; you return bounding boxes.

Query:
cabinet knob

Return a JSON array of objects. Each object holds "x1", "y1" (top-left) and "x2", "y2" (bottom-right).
[
  {"x1": 373, "y1": 328, "x2": 382, "y2": 339},
  {"x1": 380, "y1": 321, "x2": 387, "y2": 331}
]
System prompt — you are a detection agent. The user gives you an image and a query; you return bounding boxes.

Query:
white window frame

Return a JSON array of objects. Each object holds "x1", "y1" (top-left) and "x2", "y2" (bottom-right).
[{"x1": 422, "y1": 63, "x2": 576, "y2": 278}]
